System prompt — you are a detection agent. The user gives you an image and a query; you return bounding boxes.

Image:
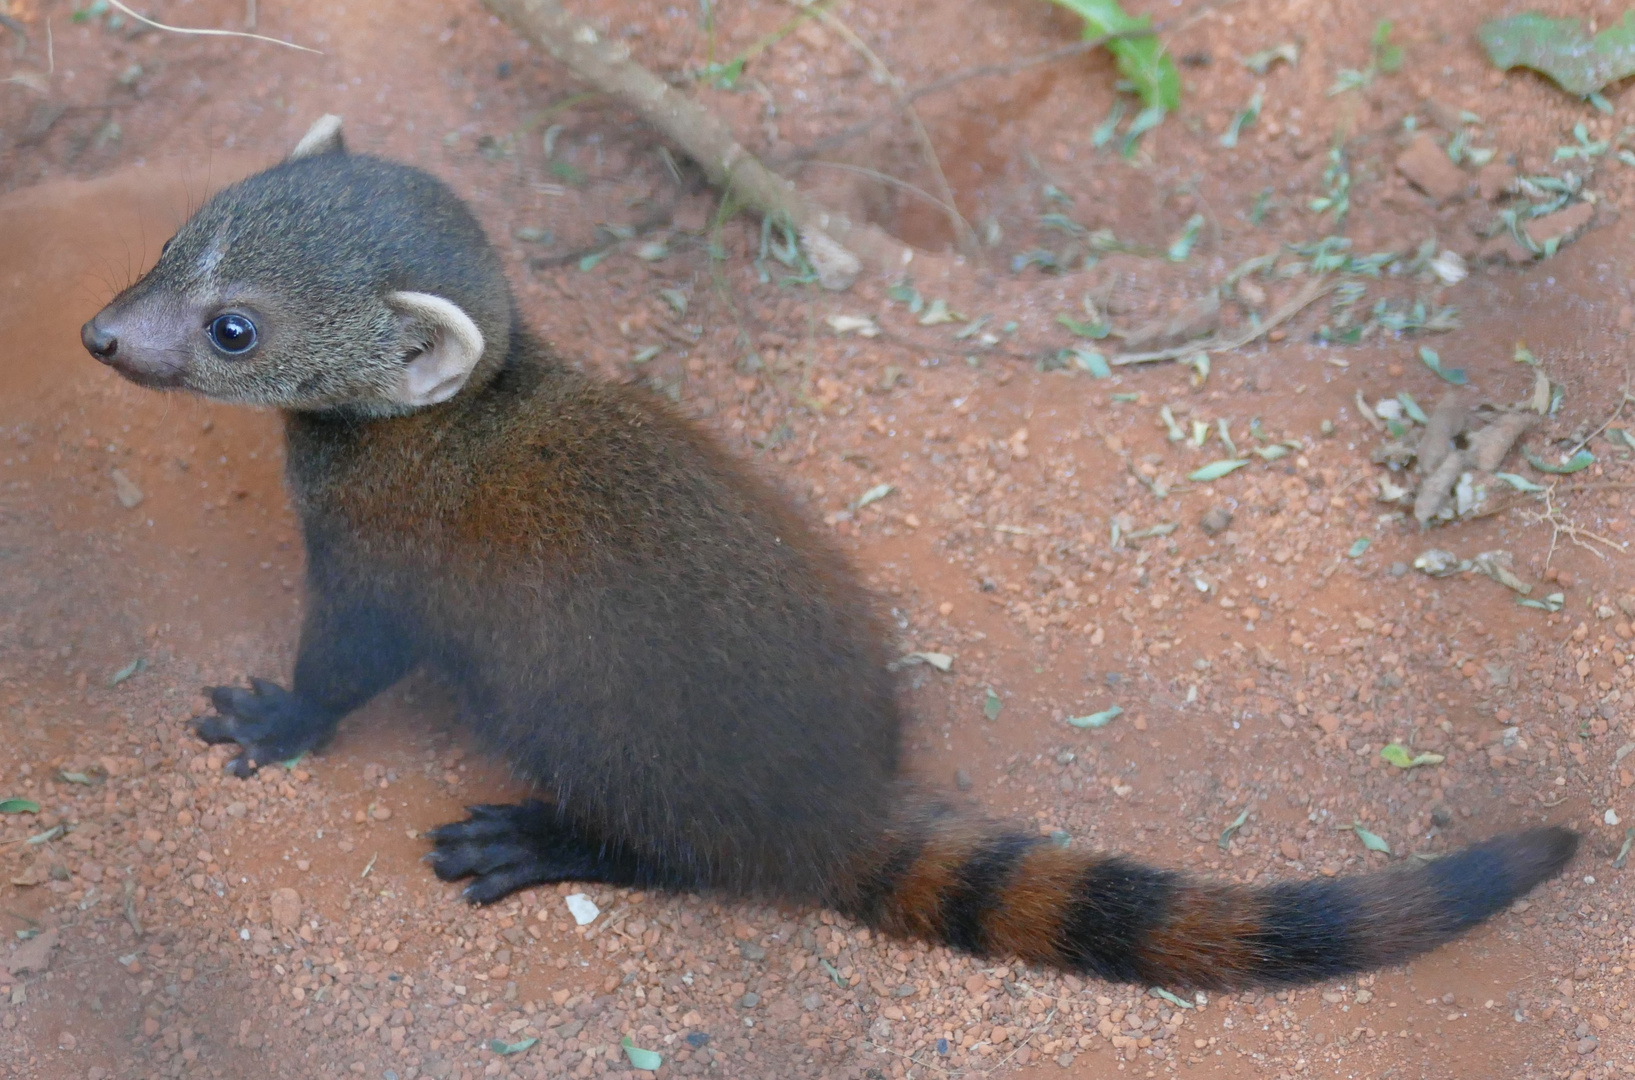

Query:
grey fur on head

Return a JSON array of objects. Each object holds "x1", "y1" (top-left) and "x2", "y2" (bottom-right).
[{"x1": 88, "y1": 117, "x2": 513, "y2": 417}]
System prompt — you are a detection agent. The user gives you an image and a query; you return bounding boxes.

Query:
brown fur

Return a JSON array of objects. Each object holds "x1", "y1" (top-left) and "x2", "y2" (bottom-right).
[{"x1": 80, "y1": 126, "x2": 1577, "y2": 992}]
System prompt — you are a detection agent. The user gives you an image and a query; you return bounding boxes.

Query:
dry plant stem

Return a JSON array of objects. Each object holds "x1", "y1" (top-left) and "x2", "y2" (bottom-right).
[
  {"x1": 784, "y1": 0, "x2": 975, "y2": 252},
  {"x1": 787, "y1": 0, "x2": 1244, "y2": 164},
  {"x1": 1112, "y1": 275, "x2": 1334, "y2": 366},
  {"x1": 105, "y1": 0, "x2": 319, "y2": 53},
  {"x1": 1565, "y1": 386, "x2": 1634, "y2": 457},
  {"x1": 1523, "y1": 485, "x2": 1630, "y2": 566},
  {"x1": 483, "y1": 0, "x2": 910, "y2": 274}
]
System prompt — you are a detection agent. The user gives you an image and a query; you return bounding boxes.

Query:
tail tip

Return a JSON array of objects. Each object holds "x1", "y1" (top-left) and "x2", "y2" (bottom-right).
[{"x1": 1499, "y1": 825, "x2": 1578, "y2": 893}]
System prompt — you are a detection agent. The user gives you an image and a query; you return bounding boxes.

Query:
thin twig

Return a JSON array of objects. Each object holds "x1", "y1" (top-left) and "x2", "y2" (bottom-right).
[
  {"x1": 1521, "y1": 484, "x2": 1630, "y2": 565},
  {"x1": 105, "y1": 0, "x2": 320, "y2": 54},
  {"x1": 788, "y1": 0, "x2": 974, "y2": 251},
  {"x1": 783, "y1": 0, "x2": 1243, "y2": 164},
  {"x1": 1564, "y1": 387, "x2": 1633, "y2": 457},
  {"x1": 484, "y1": 0, "x2": 910, "y2": 281},
  {"x1": 1112, "y1": 275, "x2": 1333, "y2": 366},
  {"x1": 803, "y1": 160, "x2": 963, "y2": 226}
]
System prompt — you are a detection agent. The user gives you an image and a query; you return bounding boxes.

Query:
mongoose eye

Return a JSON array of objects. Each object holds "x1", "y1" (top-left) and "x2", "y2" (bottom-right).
[{"x1": 207, "y1": 313, "x2": 258, "y2": 355}]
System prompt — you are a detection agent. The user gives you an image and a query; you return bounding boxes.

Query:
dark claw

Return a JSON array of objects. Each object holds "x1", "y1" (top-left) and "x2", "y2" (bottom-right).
[
  {"x1": 194, "y1": 680, "x2": 326, "y2": 777},
  {"x1": 424, "y1": 801, "x2": 649, "y2": 904}
]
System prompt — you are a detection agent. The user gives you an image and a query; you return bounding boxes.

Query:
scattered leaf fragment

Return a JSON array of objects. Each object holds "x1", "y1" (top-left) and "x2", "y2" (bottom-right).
[
  {"x1": 1412, "y1": 548, "x2": 1467, "y2": 576},
  {"x1": 1067, "y1": 349, "x2": 1111, "y2": 378},
  {"x1": 1150, "y1": 987, "x2": 1196, "y2": 1009},
  {"x1": 109, "y1": 657, "x2": 145, "y2": 686},
  {"x1": 1517, "y1": 591, "x2": 1566, "y2": 612},
  {"x1": 1418, "y1": 347, "x2": 1468, "y2": 385},
  {"x1": 1478, "y1": 12, "x2": 1635, "y2": 98},
  {"x1": 1524, "y1": 448, "x2": 1594, "y2": 474},
  {"x1": 819, "y1": 957, "x2": 847, "y2": 986},
  {"x1": 1495, "y1": 472, "x2": 1547, "y2": 492},
  {"x1": 56, "y1": 771, "x2": 94, "y2": 786},
  {"x1": 853, "y1": 483, "x2": 894, "y2": 510},
  {"x1": 1218, "y1": 806, "x2": 1251, "y2": 850},
  {"x1": 983, "y1": 687, "x2": 1003, "y2": 721},
  {"x1": 1243, "y1": 43, "x2": 1298, "y2": 74},
  {"x1": 1046, "y1": 0, "x2": 1182, "y2": 112},
  {"x1": 1380, "y1": 743, "x2": 1446, "y2": 769},
  {"x1": 1396, "y1": 392, "x2": 1428, "y2": 425},
  {"x1": 1614, "y1": 827, "x2": 1634, "y2": 870},
  {"x1": 1472, "y1": 549, "x2": 1532, "y2": 594},
  {"x1": 1189, "y1": 459, "x2": 1250, "y2": 482},
  {"x1": 1067, "y1": 706, "x2": 1122, "y2": 729},
  {"x1": 918, "y1": 298, "x2": 958, "y2": 326},
  {"x1": 1167, "y1": 214, "x2": 1205, "y2": 262},
  {"x1": 1346, "y1": 537, "x2": 1371, "y2": 558},
  {"x1": 895, "y1": 651, "x2": 953, "y2": 672},
  {"x1": 490, "y1": 1037, "x2": 538, "y2": 1056},
  {"x1": 621, "y1": 1037, "x2": 663, "y2": 1071},
  {"x1": 1347, "y1": 823, "x2": 1391, "y2": 854},
  {"x1": 826, "y1": 314, "x2": 879, "y2": 337},
  {"x1": 0, "y1": 799, "x2": 40, "y2": 815}
]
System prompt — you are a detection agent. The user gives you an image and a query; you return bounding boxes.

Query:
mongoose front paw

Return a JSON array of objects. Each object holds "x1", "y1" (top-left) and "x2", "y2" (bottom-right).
[{"x1": 196, "y1": 678, "x2": 324, "y2": 778}]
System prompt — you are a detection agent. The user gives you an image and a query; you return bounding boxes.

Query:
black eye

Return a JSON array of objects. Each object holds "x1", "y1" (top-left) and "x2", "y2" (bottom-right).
[
  {"x1": 160, "y1": 238, "x2": 173, "y2": 256},
  {"x1": 208, "y1": 313, "x2": 258, "y2": 355}
]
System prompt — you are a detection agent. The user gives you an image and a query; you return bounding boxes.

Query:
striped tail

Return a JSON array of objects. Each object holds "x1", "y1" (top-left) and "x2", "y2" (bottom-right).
[{"x1": 842, "y1": 799, "x2": 1576, "y2": 990}]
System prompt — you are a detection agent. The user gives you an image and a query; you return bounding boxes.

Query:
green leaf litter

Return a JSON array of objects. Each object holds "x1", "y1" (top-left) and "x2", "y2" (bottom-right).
[{"x1": 1479, "y1": 12, "x2": 1635, "y2": 97}]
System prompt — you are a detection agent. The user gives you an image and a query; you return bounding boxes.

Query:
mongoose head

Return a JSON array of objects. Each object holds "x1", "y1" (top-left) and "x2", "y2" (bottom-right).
[{"x1": 81, "y1": 116, "x2": 514, "y2": 417}]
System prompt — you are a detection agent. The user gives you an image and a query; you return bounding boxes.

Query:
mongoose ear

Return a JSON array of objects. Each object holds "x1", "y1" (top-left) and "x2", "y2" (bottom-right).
[
  {"x1": 384, "y1": 291, "x2": 486, "y2": 408},
  {"x1": 289, "y1": 114, "x2": 345, "y2": 160}
]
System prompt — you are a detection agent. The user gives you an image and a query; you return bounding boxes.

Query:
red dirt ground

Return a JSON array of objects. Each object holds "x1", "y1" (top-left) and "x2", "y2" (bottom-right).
[{"x1": 2, "y1": 1, "x2": 1633, "y2": 1079}]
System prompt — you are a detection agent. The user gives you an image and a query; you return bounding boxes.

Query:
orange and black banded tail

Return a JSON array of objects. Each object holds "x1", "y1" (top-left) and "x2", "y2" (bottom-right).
[{"x1": 844, "y1": 801, "x2": 1576, "y2": 990}]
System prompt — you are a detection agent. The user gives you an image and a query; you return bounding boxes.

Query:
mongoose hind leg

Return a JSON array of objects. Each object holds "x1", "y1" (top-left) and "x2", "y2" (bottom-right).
[{"x1": 427, "y1": 801, "x2": 681, "y2": 904}]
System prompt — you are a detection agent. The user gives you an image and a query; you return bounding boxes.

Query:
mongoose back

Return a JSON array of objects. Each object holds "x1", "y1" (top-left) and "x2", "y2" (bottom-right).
[{"x1": 81, "y1": 116, "x2": 1577, "y2": 990}]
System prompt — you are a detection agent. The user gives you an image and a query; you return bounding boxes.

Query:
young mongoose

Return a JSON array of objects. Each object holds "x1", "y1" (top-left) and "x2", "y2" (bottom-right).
[{"x1": 81, "y1": 116, "x2": 1576, "y2": 990}]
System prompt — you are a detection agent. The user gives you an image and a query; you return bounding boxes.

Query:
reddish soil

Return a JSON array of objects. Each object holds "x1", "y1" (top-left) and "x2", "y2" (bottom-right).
[{"x1": 2, "y1": 1, "x2": 1633, "y2": 1079}]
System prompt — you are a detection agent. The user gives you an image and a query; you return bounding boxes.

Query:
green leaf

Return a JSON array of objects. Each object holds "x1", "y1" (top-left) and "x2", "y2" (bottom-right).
[
  {"x1": 490, "y1": 1037, "x2": 538, "y2": 1056},
  {"x1": 1495, "y1": 472, "x2": 1547, "y2": 492},
  {"x1": 621, "y1": 1037, "x2": 663, "y2": 1071},
  {"x1": 896, "y1": 651, "x2": 954, "y2": 672},
  {"x1": 57, "y1": 771, "x2": 93, "y2": 786},
  {"x1": 1379, "y1": 743, "x2": 1446, "y2": 769},
  {"x1": 1479, "y1": 12, "x2": 1635, "y2": 97},
  {"x1": 1348, "y1": 823, "x2": 1391, "y2": 853},
  {"x1": 1067, "y1": 706, "x2": 1122, "y2": 729},
  {"x1": 853, "y1": 483, "x2": 894, "y2": 510},
  {"x1": 1218, "y1": 805, "x2": 1251, "y2": 850},
  {"x1": 1396, "y1": 392, "x2": 1428, "y2": 425},
  {"x1": 0, "y1": 799, "x2": 40, "y2": 815},
  {"x1": 1150, "y1": 987, "x2": 1195, "y2": 1009},
  {"x1": 1219, "y1": 91, "x2": 1263, "y2": 148},
  {"x1": 109, "y1": 657, "x2": 145, "y2": 686},
  {"x1": 1067, "y1": 349, "x2": 1111, "y2": 378},
  {"x1": 1057, "y1": 314, "x2": 1110, "y2": 339},
  {"x1": 1346, "y1": 537, "x2": 1371, "y2": 559},
  {"x1": 1167, "y1": 214, "x2": 1205, "y2": 262},
  {"x1": 1525, "y1": 448, "x2": 1595, "y2": 474},
  {"x1": 1188, "y1": 459, "x2": 1249, "y2": 482},
  {"x1": 983, "y1": 687, "x2": 1003, "y2": 721},
  {"x1": 1518, "y1": 591, "x2": 1566, "y2": 612},
  {"x1": 1418, "y1": 347, "x2": 1467, "y2": 385},
  {"x1": 1045, "y1": 0, "x2": 1181, "y2": 111},
  {"x1": 578, "y1": 249, "x2": 610, "y2": 272}
]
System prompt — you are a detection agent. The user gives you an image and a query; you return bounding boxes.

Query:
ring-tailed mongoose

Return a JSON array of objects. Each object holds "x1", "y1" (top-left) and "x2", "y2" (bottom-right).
[{"x1": 80, "y1": 116, "x2": 1576, "y2": 989}]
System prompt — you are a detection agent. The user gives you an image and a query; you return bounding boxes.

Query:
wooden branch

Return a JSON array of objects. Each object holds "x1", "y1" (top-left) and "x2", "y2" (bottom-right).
[{"x1": 482, "y1": 0, "x2": 912, "y2": 288}]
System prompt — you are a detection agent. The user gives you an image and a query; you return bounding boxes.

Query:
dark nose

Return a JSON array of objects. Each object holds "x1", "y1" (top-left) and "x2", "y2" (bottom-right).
[{"x1": 81, "y1": 318, "x2": 119, "y2": 362}]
